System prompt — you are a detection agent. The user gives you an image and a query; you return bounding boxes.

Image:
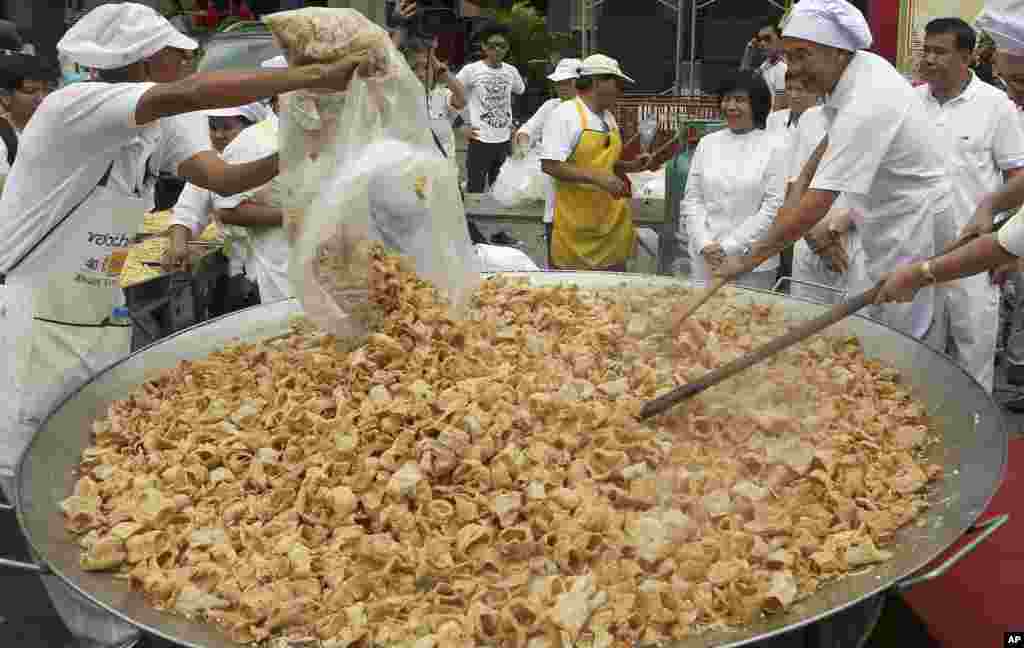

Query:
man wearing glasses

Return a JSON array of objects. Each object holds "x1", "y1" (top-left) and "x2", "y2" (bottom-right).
[
  {"x1": 0, "y1": 52, "x2": 56, "y2": 190},
  {"x1": 456, "y1": 23, "x2": 525, "y2": 192}
]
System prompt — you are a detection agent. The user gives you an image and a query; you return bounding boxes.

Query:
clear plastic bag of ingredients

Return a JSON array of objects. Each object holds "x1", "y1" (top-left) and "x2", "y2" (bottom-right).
[
  {"x1": 266, "y1": 7, "x2": 480, "y2": 339},
  {"x1": 491, "y1": 152, "x2": 548, "y2": 206}
]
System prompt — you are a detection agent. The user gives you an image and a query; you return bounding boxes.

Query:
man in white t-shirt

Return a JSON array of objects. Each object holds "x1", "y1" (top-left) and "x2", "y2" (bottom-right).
[
  {"x1": 0, "y1": 5, "x2": 385, "y2": 647},
  {"x1": 756, "y1": 21, "x2": 789, "y2": 111},
  {"x1": 456, "y1": 23, "x2": 526, "y2": 192}
]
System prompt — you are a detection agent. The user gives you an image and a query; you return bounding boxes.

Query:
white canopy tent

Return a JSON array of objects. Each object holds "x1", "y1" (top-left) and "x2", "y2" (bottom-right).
[{"x1": 576, "y1": 0, "x2": 789, "y2": 95}]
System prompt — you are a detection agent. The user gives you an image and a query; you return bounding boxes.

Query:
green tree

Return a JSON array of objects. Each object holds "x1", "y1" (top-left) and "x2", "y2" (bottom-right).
[{"x1": 482, "y1": 2, "x2": 572, "y2": 72}]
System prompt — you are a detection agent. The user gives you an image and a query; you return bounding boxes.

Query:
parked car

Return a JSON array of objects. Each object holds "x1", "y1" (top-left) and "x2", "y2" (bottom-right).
[{"x1": 196, "y1": 22, "x2": 281, "y2": 73}]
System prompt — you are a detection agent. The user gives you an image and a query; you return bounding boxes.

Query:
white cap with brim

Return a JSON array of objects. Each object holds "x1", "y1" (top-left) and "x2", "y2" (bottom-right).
[
  {"x1": 977, "y1": 2, "x2": 1024, "y2": 55},
  {"x1": 206, "y1": 102, "x2": 269, "y2": 123},
  {"x1": 548, "y1": 58, "x2": 582, "y2": 82},
  {"x1": 57, "y1": 2, "x2": 197, "y2": 70},
  {"x1": 782, "y1": 0, "x2": 873, "y2": 52},
  {"x1": 261, "y1": 55, "x2": 288, "y2": 69},
  {"x1": 579, "y1": 54, "x2": 635, "y2": 83}
]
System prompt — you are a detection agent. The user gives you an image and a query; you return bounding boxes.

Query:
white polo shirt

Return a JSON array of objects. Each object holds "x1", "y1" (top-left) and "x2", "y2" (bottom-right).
[{"x1": 917, "y1": 73, "x2": 1024, "y2": 240}]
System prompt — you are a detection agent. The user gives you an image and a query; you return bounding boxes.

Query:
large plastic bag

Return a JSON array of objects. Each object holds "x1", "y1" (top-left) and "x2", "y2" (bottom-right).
[
  {"x1": 475, "y1": 244, "x2": 540, "y2": 272},
  {"x1": 266, "y1": 8, "x2": 480, "y2": 339},
  {"x1": 628, "y1": 171, "x2": 666, "y2": 200},
  {"x1": 637, "y1": 115, "x2": 658, "y2": 150},
  {"x1": 491, "y1": 152, "x2": 548, "y2": 206}
]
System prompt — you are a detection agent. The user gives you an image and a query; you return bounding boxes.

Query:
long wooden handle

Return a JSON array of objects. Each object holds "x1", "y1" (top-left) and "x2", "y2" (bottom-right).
[
  {"x1": 641, "y1": 284, "x2": 882, "y2": 420},
  {"x1": 650, "y1": 130, "x2": 683, "y2": 158},
  {"x1": 672, "y1": 276, "x2": 728, "y2": 326}
]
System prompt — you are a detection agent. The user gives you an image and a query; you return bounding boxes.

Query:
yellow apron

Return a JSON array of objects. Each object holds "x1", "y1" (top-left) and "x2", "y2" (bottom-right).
[{"x1": 551, "y1": 99, "x2": 635, "y2": 270}]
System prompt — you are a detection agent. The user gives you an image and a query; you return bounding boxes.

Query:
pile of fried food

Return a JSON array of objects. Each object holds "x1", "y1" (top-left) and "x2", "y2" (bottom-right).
[{"x1": 61, "y1": 247, "x2": 941, "y2": 648}]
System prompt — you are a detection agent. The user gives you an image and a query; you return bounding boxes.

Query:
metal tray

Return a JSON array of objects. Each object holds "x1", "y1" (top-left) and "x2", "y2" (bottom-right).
[{"x1": 7, "y1": 273, "x2": 1009, "y2": 648}]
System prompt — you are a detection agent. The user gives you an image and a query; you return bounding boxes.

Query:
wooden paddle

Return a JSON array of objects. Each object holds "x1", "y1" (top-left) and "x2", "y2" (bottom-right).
[
  {"x1": 640, "y1": 284, "x2": 882, "y2": 420},
  {"x1": 650, "y1": 130, "x2": 684, "y2": 159},
  {"x1": 670, "y1": 275, "x2": 728, "y2": 328},
  {"x1": 672, "y1": 247, "x2": 785, "y2": 329}
]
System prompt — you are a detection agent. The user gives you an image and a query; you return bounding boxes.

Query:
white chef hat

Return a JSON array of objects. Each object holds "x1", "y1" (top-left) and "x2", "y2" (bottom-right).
[
  {"x1": 206, "y1": 102, "x2": 269, "y2": 123},
  {"x1": 782, "y1": 0, "x2": 873, "y2": 52},
  {"x1": 976, "y1": 1, "x2": 1024, "y2": 55},
  {"x1": 58, "y1": 2, "x2": 197, "y2": 70},
  {"x1": 261, "y1": 55, "x2": 288, "y2": 69},
  {"x1": 548, "y1": 58, "x2": 582, "y2": 82}
]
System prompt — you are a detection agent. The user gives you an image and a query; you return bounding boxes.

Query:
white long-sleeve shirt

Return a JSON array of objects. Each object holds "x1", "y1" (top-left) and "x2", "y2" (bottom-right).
[{"x1": 681, "y1": 127, "x2": 788, "y2": 271}]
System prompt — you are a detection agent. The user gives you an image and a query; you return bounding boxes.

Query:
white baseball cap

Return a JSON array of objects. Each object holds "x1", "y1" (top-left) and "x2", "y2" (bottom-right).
[
  {"x1": 579, "y1": 54, "x2": 635, "y2": 83},
  {"x1": 261, "y1": 55, "x2": 288, "y2": 69},
  {"x1": 547, "y1": 57, "x2": 582, "y2": 82},
  {"x1": 58, "y1": 2, "x2": 197, "y2": 70},
  {"x1": 207, "y1": 102, "x2": 268, "y2": 123}
]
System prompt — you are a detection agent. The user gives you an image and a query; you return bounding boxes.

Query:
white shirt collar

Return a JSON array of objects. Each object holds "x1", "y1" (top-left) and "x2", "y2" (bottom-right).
[{"x1": 925, "y1": 71, "x2": 980, "y2": 106}]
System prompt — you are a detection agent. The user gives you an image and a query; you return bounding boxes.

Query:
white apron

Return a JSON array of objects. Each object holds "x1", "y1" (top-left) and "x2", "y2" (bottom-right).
[
  {"x1": 1, "y1": 163, "x2": 141, "y2": 477},
  {"x1": 0, "y1": 163, "x2": 143, "y2": 646}
]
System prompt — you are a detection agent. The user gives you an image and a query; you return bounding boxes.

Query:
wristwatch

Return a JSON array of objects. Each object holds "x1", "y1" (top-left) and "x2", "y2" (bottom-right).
[{"x1": 919, "y1": 260, "x2": 937, "y2": 285}]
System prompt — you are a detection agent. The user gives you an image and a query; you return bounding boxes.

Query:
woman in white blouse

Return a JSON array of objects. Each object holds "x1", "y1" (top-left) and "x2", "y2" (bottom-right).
[{"x1": 681, "y1": 70, "x2": 788, "y2": 290}]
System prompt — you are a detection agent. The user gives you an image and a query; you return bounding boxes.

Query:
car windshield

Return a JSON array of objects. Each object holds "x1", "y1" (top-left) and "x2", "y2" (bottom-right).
[{"x1": 198, "y1": 31, "x2": 282, "y2": 74}]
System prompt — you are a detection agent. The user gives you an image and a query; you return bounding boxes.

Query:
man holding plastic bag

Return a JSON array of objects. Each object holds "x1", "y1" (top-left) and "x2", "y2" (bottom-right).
[{"x1": 540, "y1": 54, "x2": 650, "y2": 271}]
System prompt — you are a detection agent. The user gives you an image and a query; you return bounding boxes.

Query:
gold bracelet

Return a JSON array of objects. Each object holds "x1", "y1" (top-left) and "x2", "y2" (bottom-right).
[{"x1": 920, "y1": 260, "x2": 937, "y2": 285}]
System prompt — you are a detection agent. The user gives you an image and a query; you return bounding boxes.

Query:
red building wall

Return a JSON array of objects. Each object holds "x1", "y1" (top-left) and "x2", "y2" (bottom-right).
[{"x1": 869, "y1": 0, "x2": 901, "y2": 65}]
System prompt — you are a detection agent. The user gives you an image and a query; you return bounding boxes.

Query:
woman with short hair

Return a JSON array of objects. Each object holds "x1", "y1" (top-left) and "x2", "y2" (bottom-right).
[{"x1": 681, "y1": 70, "x2": 788, "y2": 290}]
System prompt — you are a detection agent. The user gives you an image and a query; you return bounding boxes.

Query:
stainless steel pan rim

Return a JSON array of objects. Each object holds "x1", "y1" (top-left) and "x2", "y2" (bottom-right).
[{"x1": 6, "y1": 272, "x2": 1010, "y2": 648}]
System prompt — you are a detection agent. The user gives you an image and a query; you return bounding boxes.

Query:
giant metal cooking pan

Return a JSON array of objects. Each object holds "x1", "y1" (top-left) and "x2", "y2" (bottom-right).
[{"x1": 3, "y1": 273, "x2": 1010, "y2": 648}]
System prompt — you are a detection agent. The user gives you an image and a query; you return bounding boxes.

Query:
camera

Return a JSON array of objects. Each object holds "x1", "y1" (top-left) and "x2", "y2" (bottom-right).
[{"x1": 386, "y1": 0, "x2": 462, "y2": 37}]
